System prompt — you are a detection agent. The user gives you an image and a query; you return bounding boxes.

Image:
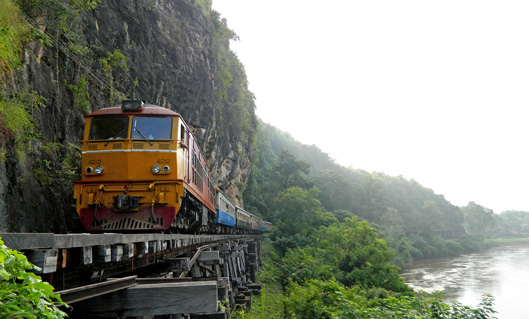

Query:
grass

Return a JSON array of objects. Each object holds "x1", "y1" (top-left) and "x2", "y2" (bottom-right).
[{"x1": 241, "y1": 283, "x2": 285, "y2": 319}]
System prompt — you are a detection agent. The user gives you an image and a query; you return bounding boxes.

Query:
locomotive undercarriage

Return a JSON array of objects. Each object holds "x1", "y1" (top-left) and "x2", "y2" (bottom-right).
[
  {"x1": 171, "y1": 190, "x2": 216, "y2": 234},
  {"x1": 78, "y1": 183, "x2": 241, "y2": 234}
]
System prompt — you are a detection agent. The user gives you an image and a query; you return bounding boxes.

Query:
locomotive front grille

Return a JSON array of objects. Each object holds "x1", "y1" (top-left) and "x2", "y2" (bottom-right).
[
  {"x1": 133, "y1": 143, "x2": 144, "y2": 149},
  {"x1": 88, "y1": 144, "x2": 98, "y2": 150},
  {"x1": 113, "y1": 143, "x2": 123, "y2": 149},
  {"x1": 99, "y1": 217, "x2": 163, "y2": 230}
]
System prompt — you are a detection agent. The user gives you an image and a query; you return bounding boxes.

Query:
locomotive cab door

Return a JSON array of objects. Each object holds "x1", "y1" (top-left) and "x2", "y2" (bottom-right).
[{"x1": 178, "y1": 121, "x2": 189, "y2": 182}]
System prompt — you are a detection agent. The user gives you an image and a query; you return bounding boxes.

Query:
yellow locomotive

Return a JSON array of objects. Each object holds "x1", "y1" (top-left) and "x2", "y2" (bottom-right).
[{"x1": 73, "y1": 100, "x2": 216, "y2": 232}]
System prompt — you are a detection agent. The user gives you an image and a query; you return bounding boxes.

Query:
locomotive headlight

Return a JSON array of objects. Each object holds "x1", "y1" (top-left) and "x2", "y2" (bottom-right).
[
  {"x1": 86, "y1": 167, "x2": 94, "y2": 174},
  {"x1": 163, "y1": 165, "x2": 170, "y2": 173},
  {"x1": 121, "y1": 100, "x2": 143, "y2": 111},
  {"x1": 152, "y1": 165, "x2": 161, "y2": 174},
  {"x1": 94, "y1": 166, "x2": 104, "y2": 174}
]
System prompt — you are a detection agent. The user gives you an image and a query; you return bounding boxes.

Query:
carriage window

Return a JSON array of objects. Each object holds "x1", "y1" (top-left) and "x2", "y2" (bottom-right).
[
  {"x1": 89, "y1": 117, "x2": 129, "y2": 140},
  {"x1": 131, "y1": 116, "x2": 172, "y2": 140}
]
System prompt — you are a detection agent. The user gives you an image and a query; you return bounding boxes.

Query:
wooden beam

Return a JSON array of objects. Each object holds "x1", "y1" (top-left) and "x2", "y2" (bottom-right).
[
  {"x1": 80, "y1": 281, "x2": 218, "y2": 317},
  {"x1": 57, "y1": 276, "x2": 137, "y2": 304},
  {"x1": 198, "y1": 262, "x2": 217, "y2": 276}
]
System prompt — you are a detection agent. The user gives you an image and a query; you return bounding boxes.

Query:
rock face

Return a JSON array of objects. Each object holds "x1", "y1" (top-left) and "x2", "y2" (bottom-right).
[{"x1": 0, "y1": 0, "x2": 255, "y2": 232}]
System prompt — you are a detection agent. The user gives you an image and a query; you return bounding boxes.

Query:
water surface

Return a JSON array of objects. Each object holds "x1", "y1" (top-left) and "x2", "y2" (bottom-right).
[{"x1": 400, "y1": 243, "x2": 529, "y2": 318}]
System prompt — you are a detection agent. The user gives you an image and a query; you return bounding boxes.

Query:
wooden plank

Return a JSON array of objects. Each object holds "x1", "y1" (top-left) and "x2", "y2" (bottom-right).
[
  {"x1": 57, "y1": 276, "x2": 137, "y2": 304},
  {"x1": 81, "y1": 281, "x2": 218, "y2": 317},
  {"x1": 54, "y1": 233, "x2": 122, "y2": 248},
  {"x1": 136, "y1": 277, "x2": 192, "y2": 284},
  {"x1": 0, "y1": 233, "x2": 54, "y2": 250},
  {"x1": 190, "y1": 312, "x2": 226, "y2": 319}
]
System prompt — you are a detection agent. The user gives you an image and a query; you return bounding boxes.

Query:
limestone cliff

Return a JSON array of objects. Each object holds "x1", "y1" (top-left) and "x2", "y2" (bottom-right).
[{"x1": 0, "y1": 0, "x2": 256, "y2": 232}]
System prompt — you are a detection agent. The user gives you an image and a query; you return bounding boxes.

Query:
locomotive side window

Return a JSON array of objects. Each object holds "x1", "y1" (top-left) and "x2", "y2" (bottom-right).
[
  {"x1": 89, "y1": 117, "x2": 129, "y2": 140},
  {"x1": 131, "y1": 116, "x2": 172, "y2": 140},
  {"x1": 180, "y1": 124, "x2": 186, "y2": 141}
]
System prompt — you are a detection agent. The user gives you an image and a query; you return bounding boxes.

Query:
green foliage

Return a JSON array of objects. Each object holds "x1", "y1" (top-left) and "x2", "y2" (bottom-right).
[
  {"x1": 461, "y1": 202, "x2": 495, "y2": 238},
  {"x1": 99, "y1": 48, "x2": 129, "y2": 73},
  {"x1": 0, "y1": 237, "x2": 67, "y2": 318},
  {"x1": 208, "y1": 8, "x2": 258, "y2": 159},
  {"x1": 257, "y1": 277, "x2": 496, "y2": 318},
  {"x1": 194, "y1": 0, "x2": 211, "y2": 12},
  {"x1": 0, "y1": 98, "x2": 34, "y2": 136},
  {"x1": 490, "y1": 211, "x2": 525, "y2": 238},
  {"x1": 67, "y1": 0, "x2": 100, "y2": 11},
  {"x1": 210, "y1": 10, "x2": 237, "y2": 99},
  {"x1": 318, "y1": 218, "x2": 412, "y2": 293},
  {"x1": 359, "y1": 293, "x2": 496, "y2": 319},
  {"x1": 33, "y1": 142, "x2": 81, "y2": 188},
  {"x1": 248, "y1": 123, "x2": 498, "y2": 268},
  {"x1": 65, "y1": 74, "x2": 90, "y2": 112},
  {"x1": 284, "y1": 279, "x2": 360, "y2": 318},
  {"x1": 243, "y1": 123, "x2": 502, "y2": 317},
  {"x1": 269, "y1": 186, "x2": 337, "y2": 256},
  {"x1": 243, "y1": 283, "x2": 284, "y2": 319},
  {"x1": 0, "y1": 92, "x2": 44, "y2": 156},
  {"x1": 0, "y1": 0, "x2": 31, "y2": 76},
  {"x1": 99, "y1": 49, "x2": 129, "y2": 105}
]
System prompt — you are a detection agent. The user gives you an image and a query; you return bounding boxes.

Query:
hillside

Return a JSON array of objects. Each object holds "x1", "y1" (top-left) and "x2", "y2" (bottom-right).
[{"x1": 245, "y1": 121, "x2": 501, "y2": 266}]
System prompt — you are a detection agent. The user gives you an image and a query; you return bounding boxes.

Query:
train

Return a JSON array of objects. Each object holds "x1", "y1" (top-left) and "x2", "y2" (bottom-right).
[{"x1": 73, "y1": 100, "x2": 270, "y2": 234}]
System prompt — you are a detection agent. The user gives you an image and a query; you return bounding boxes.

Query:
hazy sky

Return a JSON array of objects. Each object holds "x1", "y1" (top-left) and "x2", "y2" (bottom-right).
[{"x1": 211, "y1": 0, "x2": 529, "y2": 213}]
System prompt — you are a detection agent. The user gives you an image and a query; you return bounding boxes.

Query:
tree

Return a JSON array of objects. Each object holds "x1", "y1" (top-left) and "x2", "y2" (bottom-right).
[
  {"x1": 418, "y1": 200, "x2": 444, "y2": 234},
  {"x1": 316, "y1": 218, "x2": 413, "y2": 293},
  {"x1": 266, "y1": 150, "x2": 313, "y2": 195},
  {"x1": 462, "y1": 202, "x2": 495, "y2": 238},
  {"x1": 270, "y1": 186, "x2": 336, "y2": 255}
]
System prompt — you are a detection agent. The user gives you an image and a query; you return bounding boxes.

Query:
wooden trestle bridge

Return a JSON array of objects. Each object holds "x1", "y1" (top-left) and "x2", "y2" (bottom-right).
[{"x1": 0, "y1": 232, "x2": 264, "y2": 318}]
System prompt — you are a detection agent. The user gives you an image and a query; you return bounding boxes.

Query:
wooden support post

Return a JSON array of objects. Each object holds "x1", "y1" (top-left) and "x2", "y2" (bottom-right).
[
  {"x1": 79, "y1": 246, "x2": 93, "y2": 265},
  {"x1": 137, "y1": 241, "x2": 148, "y2": 256},
  {"x1": 111, "y1": 245, "x2": 123, "y2": 262},
  {"x1": 26, "y1": 249, "x2": 58, "y2": 274},
  {"x1": 95, "y1": 245, "x2": 111, "y2": 263},
  {"x1": 190, "y1": 263, "x2": 202, "y2": 278},
  {"x1": 123, "y1": 243, "x2": 133, "y2": 260},
  {"x1": 198, "y1": 262, "x2": 217, "y2": 277}
]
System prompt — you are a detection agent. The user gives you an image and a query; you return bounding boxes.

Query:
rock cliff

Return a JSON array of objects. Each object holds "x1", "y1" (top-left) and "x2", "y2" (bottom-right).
[{"x1": 0, "y1": 0, "x2": 256, "y2": 232}]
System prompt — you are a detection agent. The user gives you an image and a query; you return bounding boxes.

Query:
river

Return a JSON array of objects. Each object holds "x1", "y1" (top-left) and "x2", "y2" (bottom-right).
[{"x1": 400, "y1": 243, "x2": 529, "y2": 319}]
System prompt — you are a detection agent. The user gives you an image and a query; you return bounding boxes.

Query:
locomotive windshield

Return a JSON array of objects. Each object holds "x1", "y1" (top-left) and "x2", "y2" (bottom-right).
[
  {"x1": 89, "y1": 117, "x2": 129, "y2": 140},
  {"x1": 132, "y1": 116, "x2": 172, "y2": 140}
]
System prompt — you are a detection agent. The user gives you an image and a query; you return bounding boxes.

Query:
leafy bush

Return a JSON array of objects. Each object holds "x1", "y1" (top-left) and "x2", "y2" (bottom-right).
[{"x1": 0, "y1": 237, "x2": 67, "y2": 318}]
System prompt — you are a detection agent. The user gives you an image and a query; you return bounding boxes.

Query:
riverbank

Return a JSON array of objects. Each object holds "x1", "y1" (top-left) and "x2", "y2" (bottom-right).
[{"x1": 486, "y1": 237, "x2": 529, "y2": 245}]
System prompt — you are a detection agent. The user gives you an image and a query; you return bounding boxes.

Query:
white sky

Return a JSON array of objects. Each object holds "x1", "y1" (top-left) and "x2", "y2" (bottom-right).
[{"x1": 211, "y1": 0, "x2": 529, "y2": 213}]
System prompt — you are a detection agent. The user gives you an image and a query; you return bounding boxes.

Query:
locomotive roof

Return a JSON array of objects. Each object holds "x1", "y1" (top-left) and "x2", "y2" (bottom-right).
[{"x1": 86, "y1": 104, "x2": 180, "y2": 117}]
